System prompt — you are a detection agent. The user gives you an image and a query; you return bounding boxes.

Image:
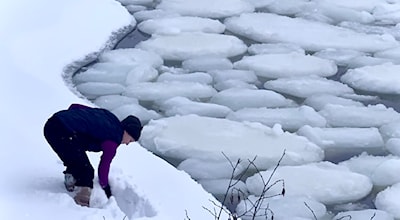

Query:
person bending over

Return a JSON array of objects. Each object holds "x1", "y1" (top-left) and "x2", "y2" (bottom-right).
[{"x1": 43, "y1": 103, "x2": 142, "y2": 207}]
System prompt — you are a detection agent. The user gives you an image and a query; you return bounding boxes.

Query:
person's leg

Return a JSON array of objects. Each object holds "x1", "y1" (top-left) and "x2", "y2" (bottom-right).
[
  {"x1": 43, "y1": 116, "x2": 94, "y2": 188},
  {"x1": 66, "y1": 147, "x2": 94, "y2": 188}
]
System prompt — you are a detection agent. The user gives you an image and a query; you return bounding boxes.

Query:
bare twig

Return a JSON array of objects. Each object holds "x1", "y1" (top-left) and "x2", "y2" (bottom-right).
[
  {"x1": 246, "y1": 150, "x2": 286, "y2": 220},
  {"x1": 203, "y1": 150, "x2": 286, "y2": 220},
  {"x1": 304, "y1": 202, "x2": 318, "y2": 220},
  {"x1": 184, "y1": 209, "x2": 191, "y2": 220},
  {"x1": 336, "y1": 215, "x2": 352, "y2": 220}
]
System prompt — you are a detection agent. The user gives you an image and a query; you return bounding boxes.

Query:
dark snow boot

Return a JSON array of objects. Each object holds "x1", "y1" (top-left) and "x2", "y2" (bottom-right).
[{"x1": 64, "y1": 173, "x2": 76, "y2": 192}]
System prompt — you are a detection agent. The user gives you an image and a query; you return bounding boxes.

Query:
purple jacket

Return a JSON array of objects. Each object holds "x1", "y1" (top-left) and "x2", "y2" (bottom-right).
[{"x1": 56, "y1": 104, "x2": 122, "y2": 187}]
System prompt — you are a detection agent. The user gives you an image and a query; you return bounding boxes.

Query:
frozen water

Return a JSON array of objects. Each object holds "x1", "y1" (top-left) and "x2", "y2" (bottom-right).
[
  {"x1": 247, "y1": 43, "x2": 305, "y2": 55},
  {"x1": 117, "y1": 0, "x2": 153, "y2": 6},
  {"x1": 264, "y1": 76, "x2": 354, "y2": 98},
  {"x1": 303, "y1": 94, "x2": 364, "y2": 111},
  {"x1": 156, "y1": 0, "x2": 255, "y2": 18},
  {"x1": 124, "y1": 81, "x2": 217, "y2": 101},
  {"x1": 225, "y1": 13, "x2": 398, "y2": 52},
  {"x1": 182, "y1": 57, "x2": 233, "y2": 72},
  {"x1": 234, "y1": 52, "x2": 337, "y2": 79},
  {"x1": 133, "y1": 9, "x2": 180, "y2": 22},
  {"x1": 236, "y1": 195, "x2": 327, "y2": 220},
  {"x1": 125, "y1": 65, "x2": 159, "y2": 84},
  {"x1": 111, "y1": 103, "x2": 161, "y2": 123},
  {"x1": 156, "y1": 72, "x2": 213, "y2": 84},
  {"x1": 140, "y1": 115, "x2": 324, "y2": 170},
  {"x1": 297, "y1": 125, "x2": 384, "y2": 150},
  {"x1": 137, "y1": 16, "x2": 225, "y2": 35},
  {"x1": 94, "y1": 95, "x2": 139, "y2": 110},
  {"x1": 385, "y1": 138, "x2": 400, "y2": 156},
  {"x1": 177, "y1": 157, "x2": 247, "y2": 179},
  {"x1": 375, "y1": 183, "x2": 400, "y2": 219},
  {"x1": 125, "y1": 5, "x2": 146, "y2": 14},
  {"x1": 346, "y1": 56, "x2": 394, "y2": 68},
  {"x1": 375, "y1": 47, "x2": 400, "y2": 60},
  {"x1": 341, "y1": 63, "x2": 400, "y2": 95},
  {"x1": 340, "y1": 153, "x2": 400, "y2": 187},
  {"x1": 198, "y1": 178, "x2": 249, "y2": 212},
  {"x1": 227, "y1": 106, "x2": 327, "y2": 132},
  {"x1": 373, "y1": 3, "x2": 400, "y2": 24},
  {"x1": 209, "y1": 88, "x2": 297, "y2": 111},
  {"x1": 76, "y1": 82, "x2": 125, "y2": 98},
  {"x1": 208, "y1": 69, "x2": 259, "y2": 85},
  {"x1": 98, "y1": 48, "x2": 163, "y2": 67},
  {"x1": 214, "y1": 80, "x2": 258, "y2": 91},
  {"x1": 339, "y1": 21, "x2": 400, "y2": 41},
  {"x1": 154, "y1": 96, "x2": 232, "y2": 118},
  {"x1": 246, "y1": 162, "x2": 373, "y2": 204},
  {"x1": 74, "y1": 64, "x2": 133, "y2": 84},
  {"x1": 319, "y1": 104, "x2": 400, "y2": 127},
  {"x1": 333, "y1": 209, "x2": 394, "y2": 220},
  {"x1": 380, "y1": 121, "x2": 400, "y2": 140},
  {"x1": 136, "y1": 32, "x2": 247, "y2": 60},
  {"x1": 313, "y1": 48, "x2": 366, "y2": 66}
]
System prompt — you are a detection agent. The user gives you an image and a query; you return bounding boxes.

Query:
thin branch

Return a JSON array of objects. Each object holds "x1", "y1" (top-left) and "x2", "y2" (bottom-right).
[
  {"x1": 370, "y1": 212, "x2": 376, "y2": 220},
  {"x1": 263, "y1": 150, "x2": 286, "y2": 192},
  {"x1": 304, "y1": 202, "x2": 318, "y2": 220},
  {"x1": 234, "y1": 156, "x2": 258, "y2": 183},
  {"x1": 184, "y1": 210, "x2": 191, "y2": 220},
  {"x1": 336, "y1": 215, "x2": 352, "y2": 220},
  {"x1": 204, "y1": 150, "x2": 286, "y2": 220},
  {"x1": 216, "y1": 153, "x2": 241, "y2": 219},
  {"x1": 222, "y1": 152, "x2": 239, "y2": 170},
  {"x1": 247, "y1": 150, "x2": 286, "y2": 219}
]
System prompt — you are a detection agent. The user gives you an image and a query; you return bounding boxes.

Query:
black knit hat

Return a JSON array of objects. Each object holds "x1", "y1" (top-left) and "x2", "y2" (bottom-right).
[{"x1": 121, "y1": 115, "x2": 142, "y2": 141}]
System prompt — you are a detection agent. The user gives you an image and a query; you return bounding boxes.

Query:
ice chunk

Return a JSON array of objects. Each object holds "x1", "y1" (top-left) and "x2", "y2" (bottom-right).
[
  {"x1": 124, "y1": 81, "x2": 217, "y2": 101},
  {"x1": 210, "y1": 88, "x2": 296, "y2": 111},
  {"x1": 264, "y1": 76, "x2": 354, "y2": 98},
  {"x1": 303, "y1": 94, "x2": 364, "y2": 111},
  {"x1": 297, "y1": 125, "x2": 384, "y2": 150},
  {"x1": 156, "y1": 72, "x2": 212, "y2": 84},
  {"x1": 319, "y1": 104, "x2": 400, "y2": 127},
  {"x1": 155, "y1": 96, "x2": 231, "y2": 118},
  {"x1": 136, "y1": 32, "x2": 247, "y2": 61},
  {"x1": 138, "y1": 16, "x2": 225, "y2": 35},
  {"x1": 182, "y1": 57, "x2": 232, "y2": 72},
  {"x1": 234, "y1": 53, "x2": 337, "y2": 79},
  {"x1": 246, "y1": 162, "x2": 372, "y2": 204},
  {"x1": 227, "y1": 106, "x2": 326, "y2": 132},
  {"x1": 139, "y1": 115, "x2": 324, "y2": 170}
]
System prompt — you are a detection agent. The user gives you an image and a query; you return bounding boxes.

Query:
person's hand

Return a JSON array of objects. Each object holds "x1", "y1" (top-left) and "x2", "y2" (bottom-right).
[
  {"x1": 103, "y1": 184, "x2": 112, "y2": 198},
  {"x1": 74, "y1": 187, "x2": 91, "y2": 207}
]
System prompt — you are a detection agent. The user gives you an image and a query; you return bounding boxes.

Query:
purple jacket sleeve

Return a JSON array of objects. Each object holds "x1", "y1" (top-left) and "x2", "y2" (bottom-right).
[
  {"x1": 68, "y1": 103, "x2": 91, "y2": 110},
  {"x1": 98, "y1": 140, "x2": 118, "y2": 188}
]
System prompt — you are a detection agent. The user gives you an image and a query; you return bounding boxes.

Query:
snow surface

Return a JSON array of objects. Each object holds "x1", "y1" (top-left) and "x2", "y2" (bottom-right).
[
  {"x1": 0, "y1": 0, "x2": 227, "y2": 220},
  {"x1": 5, "y1": 0, "x2": 400, "y2": 219}
]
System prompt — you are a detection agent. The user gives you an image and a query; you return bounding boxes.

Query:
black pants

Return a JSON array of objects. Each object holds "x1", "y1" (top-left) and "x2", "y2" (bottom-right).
[{"x1": 43, "y1": 116, "x2": 94, "y2": 188}]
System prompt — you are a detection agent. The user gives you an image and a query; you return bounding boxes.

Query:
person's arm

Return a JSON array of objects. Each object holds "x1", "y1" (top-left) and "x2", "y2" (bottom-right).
[
  {"x1": 68, "y1": 103, "x2": 91, "y2": 110},
  {"x1": 98, "y1": 140, "x2": 118, "y2": 197}
]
